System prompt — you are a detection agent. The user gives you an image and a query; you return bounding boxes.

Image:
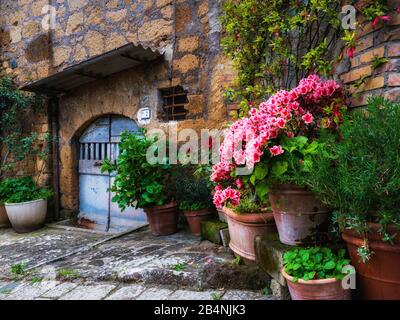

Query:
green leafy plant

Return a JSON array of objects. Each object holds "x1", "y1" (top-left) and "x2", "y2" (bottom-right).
[
  {"x1": 220, "y1": 0, "x2": 342, "y2": 116},
  {"x1": 305, "y1": 97, "x2": 400, "y2": 261},
  {"x1": 102, "y1": 131, "x2": 175, "y2": 210},
  {"x1": 0, "y1": 76, "x2": 45, "y2": 178},
  {"x1": 57, "y1": 268, "x2": 80, "y2": 279},
  {"x1": 211, "y1": 292, "x2": 223, "y2": 300},
  {"x1": 11, "y1": 262, "x2": 28, "y2": 276},
  {"x1": 176, "y1": 164, "x2": 214, "y2": 211},
  {"x1": 172, "y1": 263, "x2": 187, "y2": 272},
  {"x1": 231, "y1": 195, "x2": 263, "y2": 214},
  {"x1": 0, "y1": 176, "x2": 52, "y2": 204},
  {"x1": 371, "y1": 56, "x2": 388, "y2": 70},
  {"x1": 283, "y1": 247, "x2": 350, "y2": 281}
]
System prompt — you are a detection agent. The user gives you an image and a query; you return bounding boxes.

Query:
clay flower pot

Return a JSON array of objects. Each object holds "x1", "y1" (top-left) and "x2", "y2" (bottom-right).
[
  {"x1": 145, "y1": 202, "x2": 179, "y2": 236},
  {"x1": 223, "y1": 207, "x2": 275, "y2": 262},
  {"x1": 5, "y1": 199, "x2": 47, "y2": 233},
  {"x1": 281, "y1": 268, "x2": 351, "y2": 300},
  {"x1": 342, "y1": 222, "x2": 400, "y2": 300},
  {"x1": 0, "y1": 204, "x2": 11, "y2": 228},
  {"x1": 268, "y1": 184, "x2": 330, "y2": 245},
  {"x1": 183, "y1": 208, "x2": 215, "y2": 236}
]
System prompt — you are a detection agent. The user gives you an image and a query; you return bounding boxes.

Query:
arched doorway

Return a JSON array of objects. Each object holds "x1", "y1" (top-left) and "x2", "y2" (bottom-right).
[{"x1": 78, "y1": 115, "x2": 147, "y2": 232}]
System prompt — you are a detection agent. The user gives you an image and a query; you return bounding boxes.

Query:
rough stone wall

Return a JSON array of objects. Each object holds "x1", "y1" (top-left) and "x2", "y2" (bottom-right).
[
  {"x1": 339, "y1": 0, "x2": 400, "y2": 107},
  {"x1": 0, "y1": 0, "x2": 235, "y2": 214}
]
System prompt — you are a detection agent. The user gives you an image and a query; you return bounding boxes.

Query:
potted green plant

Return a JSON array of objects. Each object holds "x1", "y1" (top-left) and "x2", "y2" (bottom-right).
[
  {"x1": 102, "y1": 131, "x2": 178, "y2": 237},
  {"x1": 282, "y1": 247, "x2": 352, "y2": 300},
  {"x1": 211, "y1": 75, "x2": 347, "y2": 246},
  {"x1": 176, "y1": 165, "x2": 216, "y2": 236},
  {"x1": 304, "y1": 97, "x2": 400, "y2": 299},
  {"x1": 0, "y1": 77, "x2": 45, "y2": 229},
  {"x1": 1, "y1": 177, "x2": 52, "y2": 233}
]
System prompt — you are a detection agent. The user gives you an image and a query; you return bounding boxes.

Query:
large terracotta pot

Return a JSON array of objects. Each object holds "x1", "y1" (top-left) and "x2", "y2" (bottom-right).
[
  {"x1": 0, "y1": 204, "x2": 10, "y2": 228},
  {"x1": 145, "y1": 202, "x2": 179, "y2": 236},
  {"x1": 224, "y1": 207, "x2": 275, "y2": 262},
  {"x1": 342, "y1": 223, "x2": 400, "y2": 300},
  {"x1": 282, "y1": 268, "x2": 351, "y2": 300},
  {"x1": 5, "y1": 199, "x2": 47, "y2": 233},
  {"x1": 183, "y1": 208, "x2": 215, "y2": 236},
  {"x1": 268, "y1": 184, "x2": 330, "y2": 246}
]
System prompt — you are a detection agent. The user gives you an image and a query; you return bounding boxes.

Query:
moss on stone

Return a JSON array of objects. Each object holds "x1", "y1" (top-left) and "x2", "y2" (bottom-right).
[{"x1": 200, "y1": 220, "x2": 228, "y2": 244}]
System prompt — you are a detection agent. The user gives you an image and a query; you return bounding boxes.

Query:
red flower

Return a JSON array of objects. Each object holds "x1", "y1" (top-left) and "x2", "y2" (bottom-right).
[
  {"x1": 396, "y1": 7, "x2": 400, "y2": 14},
  {"x1": 269, "y1": 145, "x2": 284, "y2": 157},
  {"x1": 235, "y1": 179, "x2": 244, "y2": 189},
  {"x1": 373, "y1": 15, "x2": 391, "y2": 28},
  {"x1": 346, "y1": 47, "x2": 356, "y2": 58},
  {"x1": 302, "y1": 112, "x2": 314, "y2": 124}
]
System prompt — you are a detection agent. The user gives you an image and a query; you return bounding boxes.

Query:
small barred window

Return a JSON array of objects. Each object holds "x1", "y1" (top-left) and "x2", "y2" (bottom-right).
[{"x1": 160, "y1": 86, "x2": 189, "y2": 121}]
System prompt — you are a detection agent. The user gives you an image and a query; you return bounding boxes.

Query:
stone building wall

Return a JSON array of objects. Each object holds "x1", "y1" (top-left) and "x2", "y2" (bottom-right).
[
  {"x1": 0, "y1": 0, "x2": 235, "y2": 214},
  {"x1": 339, "y1": 0, "x2": 400, "y2": 107}
]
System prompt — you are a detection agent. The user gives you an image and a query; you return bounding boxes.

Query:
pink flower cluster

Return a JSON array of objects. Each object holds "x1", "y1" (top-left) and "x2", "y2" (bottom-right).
[
  {"x1": 211, "y1": 74, "x2": 345, "y2": 208},
  {"x1": 213, "y1": 186, "x2": 241, "y2": 208}
]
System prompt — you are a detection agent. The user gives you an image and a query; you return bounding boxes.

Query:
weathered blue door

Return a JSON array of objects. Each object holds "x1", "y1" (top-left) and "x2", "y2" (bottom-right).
[{"x1": 78, "y1": 115, "x2": 147, "y2": 232}]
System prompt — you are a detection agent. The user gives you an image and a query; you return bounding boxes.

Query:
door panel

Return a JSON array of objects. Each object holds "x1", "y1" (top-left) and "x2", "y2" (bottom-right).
[
  {"x1": 79, "y1": 174, "x2": 110, "y2": 231},
  {"x1": 78, "y1": 115, "x2": 147, "y2": 232}
]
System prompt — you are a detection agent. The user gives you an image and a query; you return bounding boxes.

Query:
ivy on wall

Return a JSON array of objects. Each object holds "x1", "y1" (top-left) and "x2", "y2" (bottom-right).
[
  {"x1": 0, "y1": 76, "x2": 47, "y2": 179},
  {"x1": 221, "y1": 0, "x2": 394, "y2": 116}
]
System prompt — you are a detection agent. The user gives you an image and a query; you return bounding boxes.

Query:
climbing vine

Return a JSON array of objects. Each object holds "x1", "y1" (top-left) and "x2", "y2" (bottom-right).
[
  {"x1": 0, "y1": 76, "x2": 47, "y2": 179},
  {"x1": 221, "y1": 0, "x2": 396, "y2": 116}
]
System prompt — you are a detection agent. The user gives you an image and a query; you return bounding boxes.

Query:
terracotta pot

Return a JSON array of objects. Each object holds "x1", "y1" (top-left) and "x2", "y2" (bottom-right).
[
  {"x1": 183, "y1": 208, "x2": 215, "y2": 236},
  {"x1": 224, "y1": 207, "x2": 275, "y2": 262},
  {"x1": 268, "y1": 184, "x2": 330, "y2": 246},
  {"x1": 144, "y1": 202, "x2": 179, "y2": 236},
  {"x1": 0, "y1": 204, "x2": 10, "y2": 228},
  {"x1": 342, "y1": 223, "x2": 400, "y2": 300},
  {"x1": 5, "y1": 199, "x2": 47, "y2": 233},
  {"x1": 282, "y1": 268, "x2": 351, "y2": 300}
]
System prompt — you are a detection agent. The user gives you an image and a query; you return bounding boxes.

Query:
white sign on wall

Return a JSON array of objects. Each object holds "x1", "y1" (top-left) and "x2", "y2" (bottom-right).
[{"x1": 137, "y1": 107, "x2": 152, "y2": 125}]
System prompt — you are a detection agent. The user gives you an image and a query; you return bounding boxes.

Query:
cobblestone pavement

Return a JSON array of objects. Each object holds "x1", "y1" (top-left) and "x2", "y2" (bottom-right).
[
  {"x1": 0, "y1": 226, "x2": 273, "y2": 300},
  {"x1": 0, "y1": 280, "x2": 271, "y2": 300}
]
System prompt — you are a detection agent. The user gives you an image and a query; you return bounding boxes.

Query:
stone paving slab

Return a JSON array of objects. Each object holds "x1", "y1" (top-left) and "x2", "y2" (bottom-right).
[
  {"x1": 105, "y1": 284, "x2": 147, "y2": 300},
  {"x1": 0, "y1": 280, "x2": 272, "y2": 300},
  {"x1": 59, "y1": 284, "x2": 117, "y2": 300},
  {"x1": 0, "y1": 228, "x2": 107, "y2": 279}
]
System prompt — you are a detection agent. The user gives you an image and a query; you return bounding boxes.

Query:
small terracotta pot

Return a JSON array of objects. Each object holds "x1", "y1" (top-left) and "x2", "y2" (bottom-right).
[
  {"x1": 183, "y1": 208, "x2": 215, "y2": 236},
  {"x1": 5, "y1": 199, "x2": 47, "y2": 233},
  {"x1": 269, "y1": 184, "x2": 330, "y2": 246},
  {"x1": 145, "y1": 202, "x2": 179, "y2": 236},
  {"x1": 342, "y1": 222, "x2": 400, "y2": 300},
  {"x1": 224, "y1": 207, "x2": 275, "y2": 262},
  {"x1": 0, "y1": 204, "x2": 11, "y2": 228},
  {"x1": 281, "y1": 268, "x2": 351, "y2": 300}
]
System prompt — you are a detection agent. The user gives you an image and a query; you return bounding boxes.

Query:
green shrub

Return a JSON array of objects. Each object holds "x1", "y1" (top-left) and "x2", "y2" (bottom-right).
[
  {"x1": 175, "y1": 165, "x2": 213, "y2": 211},
  {"x1": 231, "y1": 195, "x2": 262, "y2": 214},
  {"x1": 102, "y1": 131, "x2": 175, "y2": 210},
  {"x1": 305, "y1": 97, "x2": 400, "y2": 261},
  {"x1": 283, "y1": 247, "x2": 350, "y2": 281},
  {"x1": 0, "y1": 177, "x2": 52, "y2": 204}
]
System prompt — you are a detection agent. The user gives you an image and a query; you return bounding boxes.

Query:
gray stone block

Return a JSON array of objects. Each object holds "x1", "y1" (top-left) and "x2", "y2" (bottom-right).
[
  {"x1": 219, "y1": 228, "x2": 230, "y2": 247},
  {"x1": 270, "y1": 279, "x2": 291, "y2": 300},
  {"x1": 255, "y1": 233, "x2": 292, "y2": 286}
]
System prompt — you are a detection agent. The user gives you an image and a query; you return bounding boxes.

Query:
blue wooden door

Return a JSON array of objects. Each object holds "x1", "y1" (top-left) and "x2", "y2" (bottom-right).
[{"x1": 78, "y1": 115, "x2": 147, "y2": 232}]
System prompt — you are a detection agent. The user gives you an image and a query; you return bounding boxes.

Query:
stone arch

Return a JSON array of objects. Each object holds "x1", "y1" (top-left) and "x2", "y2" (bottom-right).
[{"x1": 59, "y1": 111, "x2": 139, "y2": 214}]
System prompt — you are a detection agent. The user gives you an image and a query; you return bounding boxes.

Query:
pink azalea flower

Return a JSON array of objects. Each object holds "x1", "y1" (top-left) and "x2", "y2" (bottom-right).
[
  {"x1": 269, "y1": 145, "x2": 284, "y2": 156},
  {"x1": 302, "y1": 112, "x2": 314, "y2": 124}
]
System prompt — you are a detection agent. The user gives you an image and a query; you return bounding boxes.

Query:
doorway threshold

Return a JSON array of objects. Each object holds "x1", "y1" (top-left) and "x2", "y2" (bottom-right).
[{"x1": 47, "y1": 218, "x2": 149, "y2": 236}]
